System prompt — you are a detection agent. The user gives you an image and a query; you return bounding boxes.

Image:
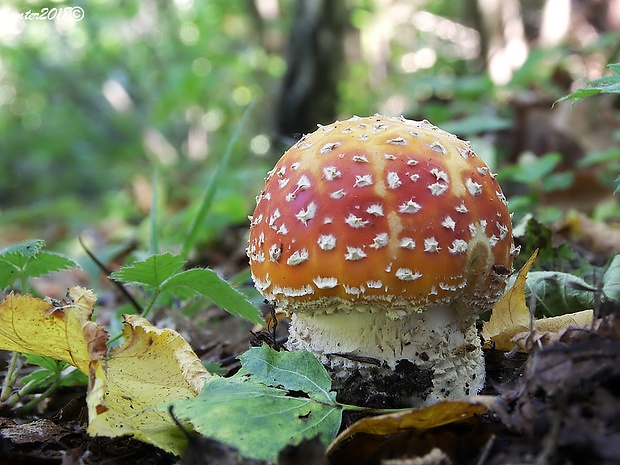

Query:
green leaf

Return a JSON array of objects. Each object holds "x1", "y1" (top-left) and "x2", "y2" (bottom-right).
[
  {"x1": 578, "y1": 148, "x2": 620, "y2": 167},
  {"x1": 23, "y1": 251, "x2": 80, "y2": 279},
  {"x1": 519, "y1": 254, "x2": 620, "y2": 316},
  {"x1": 0, "y1": 240, "x2": 45, "y2": 258},
  {"x1": 203, "y1": 361, "x2": 227, "y2": 376},
  {"x1": 168, "y1": 346, "x2": 342, "y2": 462},
  {"x1": 602, "y1": 254, "x2": 620, "y2": 302},
  {"x1": 21, "y1": 368, "x2": 55, "y2": 387},
  {"x1": 440, "y1": 115, "x2": 511, "y2": 136},
  {"x1": 237, "y1": 344, "x2": 333, "y2": 396},
  {"x1": 160, "y1": 268, "x2": 264, "y2": 325},
  {"x1": 25, "y1": 354, "x2": 63, "y2": 373},
  {"x1": 57, "y1": 366, "x2": 89, "y2": 387},
  {"x1": 22, "y1": 355, "x2": 88, "y2": 388},
  {"x1": 524, "y1": 271, "x2": 595, "y2": 316},
  {"x1": 541, "y1": 171, "x2": 575, "y2": 193},
  {"x1": 0, "y1": 240, "x2": 78, "y2": 289},
  {"x1": 516, "y1": 153, "x2": 561, "y2": 183},
  {"x1": 0, "y1": 260, "x2": 20, "y2": 289},
  {"x1": 556, "y1": 87, "x2": 603, "y2": 105},
  {"x1": 111, "y1": 252, "x2": 186, "y2": 289},
  {"x1": 556, "y1": 63, "x2": 620, "y2": 106}
]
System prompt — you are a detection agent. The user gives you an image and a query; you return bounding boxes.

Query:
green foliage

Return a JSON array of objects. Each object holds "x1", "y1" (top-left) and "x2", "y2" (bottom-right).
[
  {"x1": 168, "y1": 345, "x2": 343, "y2": 462},
  {"x1": 513, "y1": 217, "x2": 593, "y2": 275},
  {"x1": 111, "y1": 253, "x2": 185, "y2": 289},
  {"x1": 513, "y1": 218, "x2": 619, "y2": 316},
  {"x1": 111, "y1": 252, "x2": 263, "y2": 325},
  {"x1": 556, "y1": 63, "x2": 620, "y2": 106},
  {"x1": 498, "y1": 153, "x2": 575, "y2": 223},
  {"x1": 0, "y1": 240, "x2": 79, "y2": 291},
  {"x1": 181, "y1": 100, "x2": 255, "y2": 257},
  {"x1": 578, "y1": 148, "x2": 620, "y2": 197},
  {"x1": 0, "y1": 1, "x2": 275, "y2": 245},
  {"x1": 523, "y1": 263, "x2": 619, "y2": 317},
  {"x1": 22, "y1": 355, "x2": 88, "y2": 389}
]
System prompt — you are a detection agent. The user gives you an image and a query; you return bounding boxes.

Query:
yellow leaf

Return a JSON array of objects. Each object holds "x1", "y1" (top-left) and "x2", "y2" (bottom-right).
[
  {"x1": 534, "y1": 310, "x2": 593, "y2": 333},
  {"x1": 327, "y1": 396, "x2": 498, "y2": 455},
  {"x1": 87, "y1": 315, "x2": 210, "y2": 455},
  {"x1": 481, "y1": 251, "x2": 594, "y2": 352},
  {"x1": 481, "y1": 251, "x2": 538, "y2": 351},
  {"x1": 0, "y1": 287, "x2": 106, "y2": 373},
  {"x1": 0, "y1": 288, "x2": 210, "y2": 456},
  {"x1": 511, "y1": 309, "x2": 593, "y2": 350}
]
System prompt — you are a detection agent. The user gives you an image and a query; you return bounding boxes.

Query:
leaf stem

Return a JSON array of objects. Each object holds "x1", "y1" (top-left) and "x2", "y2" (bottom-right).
[
  {"x1": 150, "y1": 167, "x2": 160, "y2": 256},
  {"x1": 141, "y1": 289, "x2": 161, "y2": 319},
  {"x1": 0, "y1": 352, "x2": 21, "y2": 402},
  {"x1": 336, "y1": 402, "x2": 410, "y2": 415},
  {"x1": 18, "y1": 373, "x2": 61, "y2": 414},
  {"x1": 4, "y1": 375, "x2": 47, "y2": 409}
]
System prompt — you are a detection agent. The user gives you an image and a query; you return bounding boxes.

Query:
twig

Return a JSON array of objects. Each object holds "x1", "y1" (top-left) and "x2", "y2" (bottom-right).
[
  {"x1": 475, "y1": 434, "x2": 496, "y2": 465},
  {"x1": 78, "y1": 235, "x2": 143, "y2": 314}
]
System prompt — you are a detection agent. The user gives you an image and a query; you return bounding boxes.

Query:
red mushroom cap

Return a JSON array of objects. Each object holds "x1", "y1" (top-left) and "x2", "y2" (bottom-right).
[{"x1": 248, "y1": 115, "x2": 515, "y2": 314}]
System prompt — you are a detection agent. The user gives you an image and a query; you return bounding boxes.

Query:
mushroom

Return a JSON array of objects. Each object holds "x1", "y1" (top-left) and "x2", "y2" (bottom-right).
[{"x1": 247, "y1": 115, "x2": 517, "y2": 406}]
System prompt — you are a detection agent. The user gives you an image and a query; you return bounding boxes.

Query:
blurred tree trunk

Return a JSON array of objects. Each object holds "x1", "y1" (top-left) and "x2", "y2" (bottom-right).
[
  {"x1": 276, "y1": 0, "x2": 348, "y2": 137},
  {"x1": 475, "y1": 0, "x2": 528, "y2": 85}
]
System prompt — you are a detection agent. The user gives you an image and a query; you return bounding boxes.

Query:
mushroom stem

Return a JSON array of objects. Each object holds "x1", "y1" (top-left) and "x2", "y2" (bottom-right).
[{"x1": 286, "y1": 303, "x2": 484, "y2": 406}]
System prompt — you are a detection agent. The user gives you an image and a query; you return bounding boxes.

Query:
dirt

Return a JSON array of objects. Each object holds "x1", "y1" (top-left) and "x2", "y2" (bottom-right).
[{"x1": 335, "y1": 359, "x2": 434, "y2": 410}]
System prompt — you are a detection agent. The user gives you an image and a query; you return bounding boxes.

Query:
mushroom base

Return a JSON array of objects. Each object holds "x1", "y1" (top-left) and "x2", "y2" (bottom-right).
[{"x1": 285, "y1": 303, "x2": 485, "y2": 406}]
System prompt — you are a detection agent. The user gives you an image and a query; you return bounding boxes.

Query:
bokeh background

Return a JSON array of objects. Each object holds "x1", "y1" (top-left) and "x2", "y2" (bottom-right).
[{"x1": 0, "y1": 0, "x2": 618, "y2": 255}]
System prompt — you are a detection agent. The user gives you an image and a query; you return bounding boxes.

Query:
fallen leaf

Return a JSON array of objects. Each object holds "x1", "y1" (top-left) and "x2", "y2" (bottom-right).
[
  {"x1": 511, "y1": 309, "x2": 595, "y2": 351},
  {"x1": 481, "y1": 251, "x2": 538, "y2": 351},
  {"x1": 559, "y1": 210, "x2": 620, "y2": 256},
  {"x1": 482, "y1": 250, "x2": 595, "y2": 352},
  {"x1": 169, "y1": 345, "x2": 341, "y2": 462},
  {"x1": 0, "y1": 288, "x2": 210, "y2": 456},
  {"x1": 0, "y1": 287, "x2": 106, "y2": 373},
  {"x1": 0, "y1": 418, "x2": 70, "y2": 444},
  {"x1": 326, "y1": 396, "x2": 500, "y2": 455},
  {"x1": 87, "y1": 315, "x2": 210, "y2": 454}
]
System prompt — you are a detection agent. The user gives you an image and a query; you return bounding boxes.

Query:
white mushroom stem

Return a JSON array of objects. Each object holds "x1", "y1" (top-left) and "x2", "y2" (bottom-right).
[{"x1": 285, "y1": 303, "x2": 485, "y2": 405}]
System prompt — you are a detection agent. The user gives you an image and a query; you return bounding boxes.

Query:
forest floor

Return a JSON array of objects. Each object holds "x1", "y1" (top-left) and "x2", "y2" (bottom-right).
[
  {"x1": 1, "y1": 226, "x2": 619, "y2": 465},
  {"x1": 1, "y1": 308, "x2": 619, "y2": 465}
]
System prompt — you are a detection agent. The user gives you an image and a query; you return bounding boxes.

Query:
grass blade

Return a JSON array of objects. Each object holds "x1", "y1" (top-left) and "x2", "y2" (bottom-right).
[{"x1": 181, "y1": 101, "x2": 255, "y2": 258}]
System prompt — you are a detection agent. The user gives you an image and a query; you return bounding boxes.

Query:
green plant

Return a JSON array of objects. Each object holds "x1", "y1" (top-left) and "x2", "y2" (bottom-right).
[
  {"x1": 0, "y1": 238, "x2": 263, "y2": 411},
  {"x1": 497, "y1": 152, "x2": 575, "y2": 223},
  {"x1": 110, "y1": 251, "x2": 263, "y2": 324},
  {"x1": 556, "y1": 63, "x2": 620, "y2": 107},
  {"x1": 0, "y1": 239, "x2": 79, "y2": 293},
  {"x1": 554, "y1": 63, "x2": 620, "y2": 197},
  {"x1": 0, "y1": 240, "x2": 82, "y2": 411},
  {"x1": 0, "y1": 354, "x2": 88, "y2": 413},
  {"x1": 168, "y1": 344, "x2": 403, "y2": 462}
]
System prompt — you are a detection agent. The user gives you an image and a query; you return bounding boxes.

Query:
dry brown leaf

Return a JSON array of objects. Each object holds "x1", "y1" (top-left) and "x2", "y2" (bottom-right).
[
  {"x1": 559, "y1": 210, "x2": 620, "y2": 256},
  {"x1": 481, "y1": 250, "x2": 538, "y2": 351},
  {"x1": 327, "y1": 396, "x2": 500, "y2": 455}
]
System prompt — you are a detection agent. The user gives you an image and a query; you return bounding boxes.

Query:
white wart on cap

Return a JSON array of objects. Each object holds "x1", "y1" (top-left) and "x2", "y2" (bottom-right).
[{"x1": 248, "y1": 115, "x2": 517, "y2": 406}]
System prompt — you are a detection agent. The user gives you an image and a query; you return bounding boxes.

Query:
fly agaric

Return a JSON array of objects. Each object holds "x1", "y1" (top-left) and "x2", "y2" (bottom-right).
[{"x1": 247, "y1": 115, "x2": 517, "y2": 406}]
